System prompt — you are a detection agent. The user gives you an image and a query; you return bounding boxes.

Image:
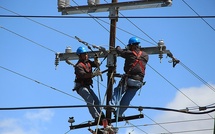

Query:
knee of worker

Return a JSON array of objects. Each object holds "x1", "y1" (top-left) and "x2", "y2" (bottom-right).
[
  {"x1": 120, "y1": 89, "x2": 137, "y2": 106},
  {"x1": 78, "y1": 87, "x2": 95, "y2": 102}
]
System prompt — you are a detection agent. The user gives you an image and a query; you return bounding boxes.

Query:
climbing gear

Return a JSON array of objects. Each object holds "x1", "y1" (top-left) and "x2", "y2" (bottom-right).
[
  {"x1": 77, "y1": 61, "x2": 91, "y2": 73},
  {"x1": 76, "y1": 46, "x2": 87, "y2": 55},
  {"x1": 128, "y1": 37, "x2": 140, "y2": 45},
  {"x1": 127, "y1": 51, "x2": 145, "y2": 74},
  {"x1": 75, "y1": 61, "x2": 93, "y2": 86},
  {"x1": 92, "y1": 69, "x2": 102, "y2": 77}
]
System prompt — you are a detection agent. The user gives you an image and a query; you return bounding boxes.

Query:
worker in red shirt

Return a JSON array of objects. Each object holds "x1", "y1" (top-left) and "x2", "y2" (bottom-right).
[{"x1": 68, "y1": 46, "x2": 104, "y2": 122}]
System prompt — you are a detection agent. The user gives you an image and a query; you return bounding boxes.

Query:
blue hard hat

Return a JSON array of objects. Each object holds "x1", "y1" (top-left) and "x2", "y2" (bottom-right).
[
  {"x1": 128, "y1": 37, "x2": 140, "y2": 45},
  {"x1": 76, "y1": 47, "x2": 87, "y2": 55}
]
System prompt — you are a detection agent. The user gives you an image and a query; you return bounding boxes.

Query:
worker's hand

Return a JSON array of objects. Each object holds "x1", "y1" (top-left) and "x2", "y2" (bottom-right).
[
  {"x1": 92, "y1": 70, "x2": 102, "y2": 77},
  {"x1": 116, "y1": 46, "x2": 121, "y2": 50},
  {"x1": 94, "y1": 59, "x2": 100, "y2": 67},
  {"x1": 94, "y1": 55, "x2": 100, "y2": 66}
]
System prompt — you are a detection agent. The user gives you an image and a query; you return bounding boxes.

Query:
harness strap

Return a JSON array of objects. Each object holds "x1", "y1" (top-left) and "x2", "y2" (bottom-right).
[
  {"x1": 78, "y1": 62, "x2": 91, "y2": 73},
  {"x1": 127, "y1": 51, "x2": 145, "y2": 74},
  {"x1": 75, "y1": 61, "x2": 93, "y2": 86}
]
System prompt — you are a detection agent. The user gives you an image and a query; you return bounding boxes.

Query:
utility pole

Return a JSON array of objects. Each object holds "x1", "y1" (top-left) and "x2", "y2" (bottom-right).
[
  {"x1": 106, "y1": 0, "x2": 118, "y2": 120},
  {"x1": 56, "y1": 0, "x2": 176, "y2": 132}
]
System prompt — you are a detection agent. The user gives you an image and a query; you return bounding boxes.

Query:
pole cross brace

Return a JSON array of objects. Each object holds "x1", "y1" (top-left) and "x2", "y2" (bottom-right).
[
  {"x1": 56, "y1": 45, "x2": 169, "y2": 61},
  {"x1": 69, "y1": 114, "x2": 144, "y2": 130}
]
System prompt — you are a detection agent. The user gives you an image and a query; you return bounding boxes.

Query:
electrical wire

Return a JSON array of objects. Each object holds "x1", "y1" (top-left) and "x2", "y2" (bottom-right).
[
  {"x1": 0, "y1": 1, "x2": 214, "y2": 133},
  {"x1": 0, "y1": 5, "x2": 154, "y2": 46},
  {"x1": 62, "y1": 1, "x2": 215, "y2": 133},
  {"x1": 1, "y1": 15, "x2": 215, "y2": 19},
  {"x1": 157, "y1": 128, "x2": 213, "y2": 134},
  {"x1": 181, "y1": 0, "x2": 215, "y2": 32},
  {"x1": 147, "y1": 64, "x2": 200, "y2": 108},
  {"x1": 1, "y1": 104, "x2": 215, "y2": 114},
  {"x1": 0, "y1": 26, "x2": 56, "y2": 53},
  {"x1": 126, "y1": 120, "x2": 148, "y2": 134},
  {"x1": 0, "y1": 6, "x2": 77, "y2": 40},
  {"x1": 0, "y1": 65, "x2": 85, "y2": 102},
  {"x1": 144, "y1": 113, "x2": 172, "y2": 134},
  {"x1": 106, "y1": 117, "x2": 215, "y2": 133},
  {"x1": 71, "y1": 0, "x2": 125, "y2": 46},
  {"x1": 143, "y1": 117, "x2": 214, "y2": 127},
  {"x1": 147, "y1": 63, "x2": 214, "y2": 120},
  {"x1": 179, "y1": 61, "x2": 215, "y2": 92}
]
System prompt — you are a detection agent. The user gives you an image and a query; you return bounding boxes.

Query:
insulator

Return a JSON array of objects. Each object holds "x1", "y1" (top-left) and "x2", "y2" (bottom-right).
[
  {"x1": 159, "y1": 53, "x2": 163, "y2": 63},
  {"x1": 65, "y1": 46, "x2": 72, "y2": 53},
  {"x1": 58, "y1": 0, "x2": 70, "y2": 8},
  {"x1": 55, "y1": 53, "x2": 59, "y2": 70}
]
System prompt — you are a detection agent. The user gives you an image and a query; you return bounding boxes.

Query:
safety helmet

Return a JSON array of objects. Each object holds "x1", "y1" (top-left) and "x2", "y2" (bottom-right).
[
  {"x1": 128, "y1": 37, "x2": 140, "y2": 46},
  {"x1": 76, "y1": 46, "x2": 87, "y2": 55}
]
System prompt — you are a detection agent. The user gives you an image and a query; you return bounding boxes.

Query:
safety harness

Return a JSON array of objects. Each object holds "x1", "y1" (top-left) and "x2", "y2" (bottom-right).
[
  {"x1": 77, "y1": 62, "x2": 92, "y2": 73},
  {"x1": 127, "y1": 51, "x2": 145, "y2": 74},
  {"x1": 74, "y1": 61, "x2": 93, "y2": 89}
]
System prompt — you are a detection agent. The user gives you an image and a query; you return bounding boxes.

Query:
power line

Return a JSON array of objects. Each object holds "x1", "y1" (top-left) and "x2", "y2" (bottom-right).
[
  {"x1": 126, "y1": 120, "x2": 148, "y2": 134},
  {"x1": 0, "y1": 6, "x2": 77, "y2": 40},
  {"x1": 1, "y1": 2, "x2": 213, "y2": 133},
  {"x1": 71, "y1": 0, "x2": 125, "y2": 46},
  {"x1": 1, "y1": 104, "x2": 215, "y2": 114},
  {"x1": 103, "y1": 0, "x2": 158, "y2": 45},
  {"x1": 179, "y1": 62, "x2": 215, "y2": 92},
  {"x1": 181, "y1": 0, "x2": 215, "y2": 32},
  {"x1": 145, "y1": 117, "x2": 214, "y2": 127},
  {"x1": 0, "y1": 65, "x2": 84, "y2": 102},
  {"x1": 158, "y1": 128, "x2": 213, "y2": 134},
  {"x1": 144, "y1": 113, "x2": 172, "y2": 134},
  {"x1": 117, "y1": 118, "x2": 214, "y2": 133},
  {"x1": 1, "y1": 14, "x2": 215, "y2": 19},
  {"x1": 0, "y1": 26, "x2": 56, "y2": 53},
  {"x1": 0, "y1": 5, "x2": 155, "y2": 46},
  {"x1": 1, "y1": 2, "x2": 213, "y2": 114},
  {"x1": 147, "y1": 64, "x2": 200, "y2": 107}
]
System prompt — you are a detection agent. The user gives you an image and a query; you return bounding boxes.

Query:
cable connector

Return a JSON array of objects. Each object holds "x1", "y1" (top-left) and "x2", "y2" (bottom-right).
[{"x1": 167, "y1": 51, "x2": 180, "y2": 67}]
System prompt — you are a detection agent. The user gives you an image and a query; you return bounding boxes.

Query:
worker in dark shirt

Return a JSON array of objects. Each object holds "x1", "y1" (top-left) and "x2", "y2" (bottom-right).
[
  {"x1": 111, "y1": 37, "x2": 149, "y2": 117},
  {"x1": 67, "y1": 46, "x2": 104, "y2": 121}
]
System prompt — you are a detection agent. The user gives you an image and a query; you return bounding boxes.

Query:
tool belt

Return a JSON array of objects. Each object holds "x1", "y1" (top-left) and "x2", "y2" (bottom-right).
[{"x1": 126, "y1": 74, "x2": 143, "y2": 82}]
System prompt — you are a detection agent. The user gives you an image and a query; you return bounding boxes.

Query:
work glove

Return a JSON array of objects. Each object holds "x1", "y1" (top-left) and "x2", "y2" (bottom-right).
[
  {"x1": 116, "y1": 46, "x2": 121, "y2": 50},
  {"x1": 94, "y1": 59, "x2": 100, "y2": 67},
  {"x1": 92, "y1": 69, "x2": 102, "y2": 77},
  {"x1": 94, "y1": 55, "x2": 100, "y2": 67}
]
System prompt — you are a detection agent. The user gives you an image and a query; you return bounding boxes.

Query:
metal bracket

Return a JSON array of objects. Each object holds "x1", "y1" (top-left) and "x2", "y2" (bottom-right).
[{"x1": 109, "y1": 6, "x2": 118, "y2": 20}]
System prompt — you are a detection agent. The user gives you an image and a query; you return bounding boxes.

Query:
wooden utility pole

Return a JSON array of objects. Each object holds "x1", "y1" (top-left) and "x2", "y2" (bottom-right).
[{"x1": 106, "y1": 0, "x2": 118, "y2": 120}]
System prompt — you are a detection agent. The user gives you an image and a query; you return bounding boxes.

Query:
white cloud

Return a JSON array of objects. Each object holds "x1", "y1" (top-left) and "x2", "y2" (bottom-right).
[
  {"x1": 148, "y1": 84, "x2": 215, "y2": 134},
  {"x1": 0, "y1": 109, "x2": 54, "y2": 134},
  {"x1": 25, "y1": 109, "x2": 54, "y2": 122}
]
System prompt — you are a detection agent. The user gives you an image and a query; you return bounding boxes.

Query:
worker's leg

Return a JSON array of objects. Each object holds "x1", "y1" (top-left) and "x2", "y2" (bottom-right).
[
  {"x1": 118, "y1": 88, "x2": 138, "y2": 116},
  {"x1": 77, "y1": 86, "x2": 100, "y2": 118},
  {"x1": 118, "y1": 78, "x2": 143, "y2": 116},
  {"x1": 88, "y1": 88, "x2": 104, "y2": 116}
]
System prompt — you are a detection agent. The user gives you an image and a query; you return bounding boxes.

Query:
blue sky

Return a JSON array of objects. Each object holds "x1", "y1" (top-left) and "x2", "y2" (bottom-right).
[{"x1": 0, "y1": 0, "x2": 215, "y2": 134}]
